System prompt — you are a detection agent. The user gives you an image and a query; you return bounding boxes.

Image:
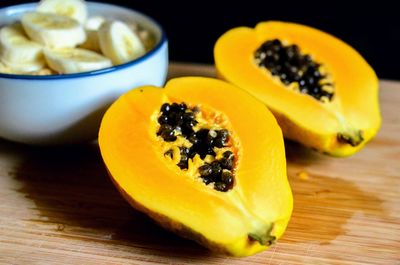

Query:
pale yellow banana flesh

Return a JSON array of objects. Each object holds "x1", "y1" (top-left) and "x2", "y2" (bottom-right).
[
  {"x1": 44, "y1": 47, "x2": 112, "y2": 74},
  {"x1": 37, "y1": 0, "x2": 88, "y2": 24},
  {"x1": 0, "y1": 23, "x2": 45, "y2": 72},
  {"x1": 79, "y1": 29, "x2": 101, "y2": 52},
  {"x1": 0, "y1": 0, "x2": 152, "y2": 75},
  {"x1": 85, "y1": 16, "x2": 105, "y2": 30},
  {"x1": 21, "y1": 12, "x2": 86, "y2": 49},
  {"x1": 98, "y1": 20, "x2": 146, "y2": 65}
]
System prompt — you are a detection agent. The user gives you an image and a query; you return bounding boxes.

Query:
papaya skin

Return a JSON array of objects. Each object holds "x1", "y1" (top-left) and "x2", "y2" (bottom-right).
[
  {"x1": 214, "y1": 21, "x2": 381, "y2": 157},
  {"x1": 99, "y1": 77, "x2": 293, "y2": 256}
]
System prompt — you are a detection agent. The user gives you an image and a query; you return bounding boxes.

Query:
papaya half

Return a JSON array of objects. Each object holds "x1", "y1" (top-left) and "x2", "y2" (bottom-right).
[
  {"x1": 214, "y1": 21, "x2": 381, "y2": 157},
  {"x1": 98, "y1": 77, "x2": 293, "y2": 256}
]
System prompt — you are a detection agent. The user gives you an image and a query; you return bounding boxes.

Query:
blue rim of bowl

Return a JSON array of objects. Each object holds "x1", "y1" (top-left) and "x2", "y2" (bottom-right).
[{"x1": 0, "y1": 2, "x2": 168, "y2": 80}]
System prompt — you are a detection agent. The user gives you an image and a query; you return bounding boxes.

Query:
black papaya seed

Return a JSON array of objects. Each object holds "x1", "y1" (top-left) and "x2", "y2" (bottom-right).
[
  {"x1": 161, "y1": 103, "x2": 170, "y2": 113},
  {"x1": 255, "y1": 38, "x2": 334, "y2": 102},
  {"x1": 214, "y1": 182, "x2": 228, "y2": 192},
  {"x1": 221, "y1": 170, "x2": 234, "y2": 187},
  {"x1": 199, "y1": 164, "x2": 212, "y2": 176},
  {"x1": 158, "y1": 115, "x2": 168, "y2": 125},
  {"x1": 157, "y1": 102, "x2": 236, "y2": 192}
]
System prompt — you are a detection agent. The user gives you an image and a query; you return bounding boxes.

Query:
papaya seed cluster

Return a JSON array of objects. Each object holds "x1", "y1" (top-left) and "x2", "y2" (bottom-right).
[
  {"x1": 157, "y1": 102, "x2": 235, "y2": 192},
  {"x1": 254, "y1": 39, "x2": 334, "y2": 102}
]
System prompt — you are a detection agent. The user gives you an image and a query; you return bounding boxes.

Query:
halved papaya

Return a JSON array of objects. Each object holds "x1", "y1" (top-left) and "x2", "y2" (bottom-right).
[
  {"x1": 98, "y1": 77, "x2": 292, "y2": 256},
  {"x1": 214, "y1": 21, "x2": 381, "y2": 156}
]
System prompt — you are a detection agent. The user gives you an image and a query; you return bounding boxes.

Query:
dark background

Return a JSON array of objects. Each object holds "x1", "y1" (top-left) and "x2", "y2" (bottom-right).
[{"x1": 2, "y1": 1, "x2": 399, "y2": 80}]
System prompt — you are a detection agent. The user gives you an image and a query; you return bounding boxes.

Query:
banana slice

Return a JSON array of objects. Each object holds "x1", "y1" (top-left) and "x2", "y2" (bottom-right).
[
  {"x1": 98, "y1": 21, "x2": 146, "y2": 65},
  {"x1": 44, "y1": 47, "x2": 112, "y2": 74},
  {"x1": 0, "y1": 23, "x2": 45, "y2": 70},
  {"x1": 0, "y1": 61, "x2": 14, "y2": 74},
  {"x1": 21, "y1": 12, "x2": 86, "y2": 48},
  {"x1": 125, "y1": 21, "x2": 138, "y2": 33},
  {"x1": 138, "y1": 30, "x2": 155, "y2": 51},
  {"x1": 79, "y1": 30, "x2": 101, "y2": 52},
  {"x1": 37, "y1": 0, "x2": 88, "y2": 24},
  {"x1": 2, "y1": 59, "x2": 45, "y2": 73},
  {"x1": 85, "y1": 16, "x2": 105, "y2": 30},
  {"x1": 30, "y1": 67, "x2": 57, "y2": 75},
  {"x1": 0, "y1": 60, "x2": 56, "y2": 75}
]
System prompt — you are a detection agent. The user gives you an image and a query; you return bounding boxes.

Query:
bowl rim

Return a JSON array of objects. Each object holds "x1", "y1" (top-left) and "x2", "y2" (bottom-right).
[{"x1": 0, "y1": 1, "x2": 167, "y2": 80}]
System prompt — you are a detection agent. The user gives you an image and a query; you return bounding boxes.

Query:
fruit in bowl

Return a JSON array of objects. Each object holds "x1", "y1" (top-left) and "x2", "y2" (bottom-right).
[
  {"x1": 0, "y1": 0, "x2": 168, "y2": 145},
  {"x1": 0, "y1": 0, "x2": 157, "y2": 75}
]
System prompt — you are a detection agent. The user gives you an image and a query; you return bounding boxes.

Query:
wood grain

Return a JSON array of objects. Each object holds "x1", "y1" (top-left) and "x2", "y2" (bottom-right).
[{"x1": 0, "y1": 63, "x2": 399, "y2": 265}]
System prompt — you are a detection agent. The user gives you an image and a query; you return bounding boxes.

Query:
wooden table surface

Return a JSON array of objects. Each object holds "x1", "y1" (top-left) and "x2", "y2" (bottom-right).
[{"x1": 0, "y1": 63, "x2": 399, "y2": 265}]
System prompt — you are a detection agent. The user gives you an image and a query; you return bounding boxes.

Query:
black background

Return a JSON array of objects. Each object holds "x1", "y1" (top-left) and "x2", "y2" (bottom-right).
[{"x1": 1, "y1": 1, "x2": 399, "y2": 80}]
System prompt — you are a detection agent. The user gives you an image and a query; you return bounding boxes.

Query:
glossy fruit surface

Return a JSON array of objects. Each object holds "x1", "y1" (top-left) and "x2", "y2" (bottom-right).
[
  {"x1": 215, "y1": 21, "x2": 381, "y2": 156},
  {"x1": 99, "y1": 77, "x2": 293, "y2": 256}
]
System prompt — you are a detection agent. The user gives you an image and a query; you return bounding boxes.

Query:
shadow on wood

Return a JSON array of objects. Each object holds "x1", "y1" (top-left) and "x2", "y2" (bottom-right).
[
  {"x1": 283, "y1": 141, "x2": 387, "y2": 245},
  {"x1": 8, "y1": 142, "x2": 211, "y2": 261},
  {"x1": 1, "y1": 136, "x2": 391, "y2": 262}
]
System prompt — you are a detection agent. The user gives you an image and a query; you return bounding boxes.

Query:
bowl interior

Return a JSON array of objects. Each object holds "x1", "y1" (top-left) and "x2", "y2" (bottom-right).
[
  {"x1": 0, "y1": 1, "x2": 164, "y2": 62},
  {"x1": 86, "y1": 2, "x2": 163, "y2": 44}
]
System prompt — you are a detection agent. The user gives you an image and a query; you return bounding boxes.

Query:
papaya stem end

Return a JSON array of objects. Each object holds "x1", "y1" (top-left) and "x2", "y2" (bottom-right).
[
  {"x1": 337, "y1": 130, "x2": 364, "y2": 147},
  {"x1": 248, "y1": 224, "x2": 276, "y2": 246}
]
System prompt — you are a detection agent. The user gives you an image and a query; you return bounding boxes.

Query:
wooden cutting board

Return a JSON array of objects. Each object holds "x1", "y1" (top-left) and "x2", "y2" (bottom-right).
[{"x1": 0, "y1": 63, "x2": 399, "y2": 265}]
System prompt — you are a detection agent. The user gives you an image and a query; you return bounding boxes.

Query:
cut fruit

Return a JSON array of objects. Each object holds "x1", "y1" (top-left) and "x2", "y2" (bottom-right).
[
  {"x1": 44, "y1": 47, "x2": 111, "y2": 74},
  {"x1": 214, "y1": 21, "x2": 381, "y2": 157},
  {"x1": 37, "y1": 0, "x2": 88, "y2": 24},
  {"x1": 0, "y1": 23, "x2": 45, "y2": 72},
  {"x1": 99, "y1": 77, "x2": 293, "y2": 256},
  {"x1": 21, "y1": 11, "x2": 86, "y2": 48},
  {"x1": 98, "y1": 20, "x2": 146, "y2": 65}
]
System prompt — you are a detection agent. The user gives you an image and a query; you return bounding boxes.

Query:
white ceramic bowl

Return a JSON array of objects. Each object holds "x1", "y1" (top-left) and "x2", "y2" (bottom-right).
[{"x1": 0, "y1": 2, "x2": 168, "y2": 145}]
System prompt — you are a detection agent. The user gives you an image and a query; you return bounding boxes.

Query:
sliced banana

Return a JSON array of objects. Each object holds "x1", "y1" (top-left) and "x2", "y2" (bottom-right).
[
  {"x1": 125, "y1": 21, "x2": 138, "y2": 33},
  {"x1": 138, "y1": 30, "x2": 155, "y2": 51},
  {"x1": 0, "y1": 61, "x2": 14, "y2": 74},
  {"x1": 30, "y1": 67, "x2": 57, "y2": 75},
  {"x1": 2, "y1": 59, "x2": 45, "y2": 73},
  {"x1": 85, "y1": 16, "x2": 105, "y2": 30},
  {"x1": 0, "y1": 60, "x2": 56, "y2": 75},
  {"x1": 37, "y1": 0, "x2": 88, "y2": 24},
  {"x1": 0, "y1": 23, "x2": 45, "y2": 69},
  {"x1": 21, "y1": 11, "x2": 86, "y2": 48},
  {"x1": 44, "y1": 47, "x2": 112, "y2": 74},
  {"x1": 98, "y1": 20, "x2": 146, "y2": 65},
  {"x1": 79, "y1": 30, "x2": 100, "y2": 52}
]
